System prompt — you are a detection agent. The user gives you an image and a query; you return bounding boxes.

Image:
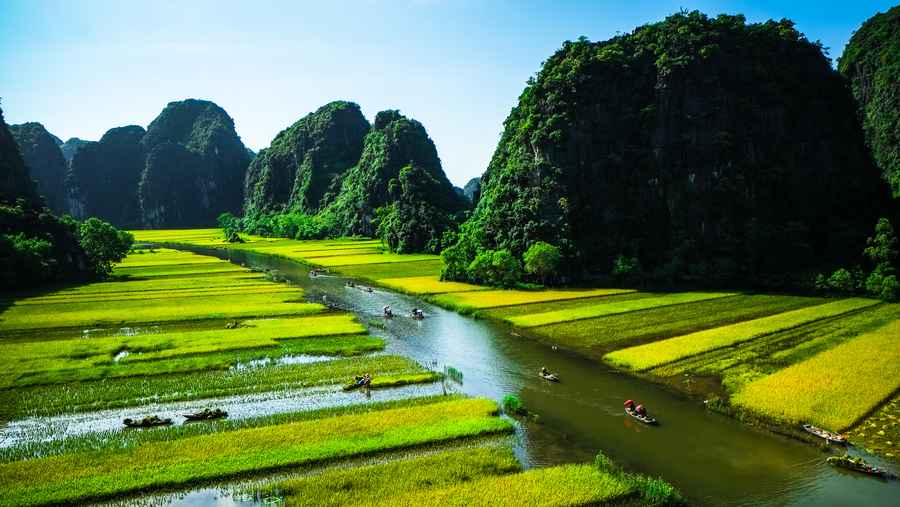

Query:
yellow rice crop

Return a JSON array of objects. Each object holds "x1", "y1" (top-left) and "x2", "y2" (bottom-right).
[
  {"x1": 506, "y1": 292, "x2": 736, "y2": 327},
  {"x1": 604, "y1": 298, "x2": 880, "y2": 371},
  {"x1": 307, "y1": 253, "x2": 440, "y2": 267},
  {"x1": 732, "y1": 319, "x2": 900, "y2": 430},
  {"x1": 376, "y1": 276, "x2": 488, "y2": 295},
  {"x1": 429, "y1": 288, "x2": 636, "y2": 311}
]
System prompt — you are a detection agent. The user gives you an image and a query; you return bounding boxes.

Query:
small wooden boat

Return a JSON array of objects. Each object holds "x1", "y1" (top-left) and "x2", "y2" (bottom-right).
[
  {"x1": 803, "y1": 424, "x2": 847, "y2": 444},
  {"x1": 123, "y1": 415, "x2": 173, "y2": 428},
  {"x1": 539, "y1": 371, "x2": 559, "y2": 382},
  {"x1": 826, "y1": 455, "x2": 888, "y2": 477},
  {"x1": 343, "y1": 377, "x2": 371, "y2": 391},
  {"x1": 625, "y1": 407, "x2": 657, "y2": 425},
  {"x1": 183, "y1": 408, "x2": 228, "y2": 421}
]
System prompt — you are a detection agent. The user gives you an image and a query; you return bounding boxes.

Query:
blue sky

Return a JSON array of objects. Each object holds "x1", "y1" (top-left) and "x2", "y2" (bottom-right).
[{"x1": 1, "y1": 0, "x2": 894, "y2": 186}]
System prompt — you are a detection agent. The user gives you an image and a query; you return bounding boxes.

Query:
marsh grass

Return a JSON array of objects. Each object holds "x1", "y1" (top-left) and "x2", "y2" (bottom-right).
[{"x1": 0, "y1": 398, "x2": 512, "y2": 507}]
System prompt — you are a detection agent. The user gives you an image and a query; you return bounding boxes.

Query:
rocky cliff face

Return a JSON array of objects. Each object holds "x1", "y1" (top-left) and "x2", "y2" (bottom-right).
[
  {"x1": 9, "y1": 122, "x2": 68, "y2": 213},
  {"x1": 463, "y1": 177, "x2": 480, "y2": 204},
  {"x1": 466, "y1": 11, "x2": 890, "y2": 282},
  {"x1": 839, "y1": 5, "x2": 900, "y2": 197},
  {"x1": 322, "y1": 110, "x2": 465, "y2": 238},
  {"x1": 243, "y1": 101, "x2": 369, "y2": 215},
  {"x1": 62, "y1": 99, "x2": 250, "y2": 228},
  {"x1": 0, "y1": 110, "x2": 39, "y2": 206},
  {"x1": 139, "y1": 99, "x2": 251, "y2": 227},
  {"x1": 66, "y1": 126, "x2": 146, "y2": 226},
  {"x1": 59, "y1": 138, "x2": 90, "y2": 162}
]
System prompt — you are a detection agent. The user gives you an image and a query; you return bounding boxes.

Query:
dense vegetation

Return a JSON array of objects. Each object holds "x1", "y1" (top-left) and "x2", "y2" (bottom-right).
[
  {"x1": 0, "y1": 107, "x2": 132, "y2": 289},
  {"x1": 243, "y1": 101, "x2": 369, "y2": 215},
  {"x1": 8, "y1": 122, "x2": 67, "y2": 213},
  {"x1": 839, "y1": 6, "x2": 900, "y2": 197},
  {"x1": 235, "y1": 108, "x2": 466, "y2": 253},
  {"x1": 443, "y1": 11, "x2": 891, "y2": 289}
]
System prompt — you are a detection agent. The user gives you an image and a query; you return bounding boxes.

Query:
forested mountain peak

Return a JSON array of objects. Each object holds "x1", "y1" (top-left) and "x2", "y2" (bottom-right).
[
  {"x1": 839, "y1": 5, "x2": 900, "y2": 197},
  {"x1": 243, "y1": 100, "x2": 369, "y2": 214},
  {"x1": 456, "y1": 10, "x2": 889, "y2": 286}
]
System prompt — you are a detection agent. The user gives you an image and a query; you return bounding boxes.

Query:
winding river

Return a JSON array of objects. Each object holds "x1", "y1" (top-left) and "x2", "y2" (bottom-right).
[{"x1": 164, "y1": 247, "x2": 900, "y2": 507}]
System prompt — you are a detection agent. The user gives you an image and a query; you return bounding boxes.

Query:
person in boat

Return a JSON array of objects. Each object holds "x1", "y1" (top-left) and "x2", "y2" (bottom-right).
[
  {"x1": 540, "y1": 367, "x2": 549, "y2": 376},
  {"x1": 366, "y1": 286, "x2": 374, "y2": 293},
  {"x1": 635, "y1": 404, "x2": 647, "y2": 416},
  {"x1": 383, "y1": 305, "x2": 393, "y2": 317},
  {"x1": 624, "y1": 399, "x2": 635, "y2": 412}
]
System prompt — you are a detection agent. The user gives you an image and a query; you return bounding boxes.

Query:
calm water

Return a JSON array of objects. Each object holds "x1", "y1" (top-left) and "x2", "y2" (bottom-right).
[{"x1": 157, "y1": 246, "x2": 900, "y2": 506}]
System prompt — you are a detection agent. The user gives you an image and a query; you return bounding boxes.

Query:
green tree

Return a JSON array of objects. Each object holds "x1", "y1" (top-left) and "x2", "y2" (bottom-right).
[
  {"x1": 523, "y1": 241, "x2": 561, "y2": 284},
  {"x1": 79, "y1": 217, "x2": 134, "y2": 276},
  {"x1": 827, "y1": 268, "x2": 856, "y2": 294},
  {"x1": 864, "y1": 218, "x2": 898, "y2": 267},
  {"x1": 466, "y1": 249, "x2": 522, "y2": 288}
]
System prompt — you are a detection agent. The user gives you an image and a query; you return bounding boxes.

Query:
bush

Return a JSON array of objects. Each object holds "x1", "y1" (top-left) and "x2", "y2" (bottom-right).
[
  {"x1": 502, "y1": 394, "x2": 527, "y2": 415},
  {"x1": 879, "y1": 275, "x2": 899, "y2": 302},
  {"x1": 523, "y1": 241, "x2": 561, "y2": 284},
  {"x1": 466, "y1": 249, "x2": 522, "y2": 288},
  {"x1": 827, "y1": 268, "x2": 856, "y2": 294}
]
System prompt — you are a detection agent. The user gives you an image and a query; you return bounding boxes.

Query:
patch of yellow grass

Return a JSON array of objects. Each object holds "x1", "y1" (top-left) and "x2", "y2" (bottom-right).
[{"x1": 732, "y1": 319, "x2": 900, "y2": 430}]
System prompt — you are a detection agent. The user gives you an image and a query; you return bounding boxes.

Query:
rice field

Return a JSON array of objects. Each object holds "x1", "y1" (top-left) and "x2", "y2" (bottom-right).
[
  {"x1": 377, "y1": 275, "x2": 488, "y2": 294},
  {"x1": 0, "y1": 398, "x2": 514, "y2": 506},
  {"x1": 428, "y1": 288, "x2": 636, "y2": 312},
  {"x1": 604, "y1": 298, "x2": 880, "y2": 371},
  {"x1": 731, "y1": 319, "x2": 900, "y2": 430},
  {"x1": 505, "y1": 292, "x2": 736, "y2": 327}
]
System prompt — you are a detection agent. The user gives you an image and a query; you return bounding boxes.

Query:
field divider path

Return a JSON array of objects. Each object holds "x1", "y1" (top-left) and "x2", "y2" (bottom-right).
[{"x1": 604, "y1": 298, "x2": 880, "y2": 371}]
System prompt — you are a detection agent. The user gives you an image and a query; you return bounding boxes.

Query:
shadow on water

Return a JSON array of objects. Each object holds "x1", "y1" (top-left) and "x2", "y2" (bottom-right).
[{"x1": 150, "y1": 246, "x2": 900, "y2": 507}]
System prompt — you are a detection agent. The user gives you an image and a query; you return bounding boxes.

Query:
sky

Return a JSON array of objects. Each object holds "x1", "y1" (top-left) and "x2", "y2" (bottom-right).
[{"x1": 1, "y1": 0, "x2": 895, "y2": 187}]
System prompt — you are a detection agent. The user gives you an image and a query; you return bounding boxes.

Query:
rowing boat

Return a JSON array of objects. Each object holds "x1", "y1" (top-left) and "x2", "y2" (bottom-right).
[
  {"x1": 803, "y1": 424, "x2": 847, "y2": 444},
  {"x1": 625, "y1": 408, "x2": 657, "y2": 425}
]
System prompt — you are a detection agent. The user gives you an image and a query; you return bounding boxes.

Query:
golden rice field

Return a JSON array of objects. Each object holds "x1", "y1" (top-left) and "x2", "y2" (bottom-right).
[
  {"x1": 731, "y1": 319, "x2": 900, "y2": 430},
  {"x1": 603, "y1": 298, "x2": 880, "y2": 371}
]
